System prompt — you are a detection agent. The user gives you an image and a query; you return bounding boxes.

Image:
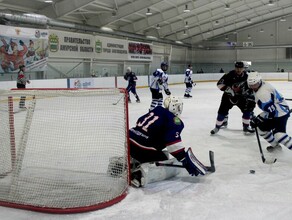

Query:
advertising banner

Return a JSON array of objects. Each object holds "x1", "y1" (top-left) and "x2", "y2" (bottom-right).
[
  {"x1": 48, "y1": 30, "x2": 95, "y2": 59},
  {"x1": 128, "y1": 41, "x2": 153, "y2": 61},
  {"x1": 0, "y1": 25, "x2": 48, "y2": 73},
  {"x1": 94, "y1": 36, "x2": 128, "y2": 60}
]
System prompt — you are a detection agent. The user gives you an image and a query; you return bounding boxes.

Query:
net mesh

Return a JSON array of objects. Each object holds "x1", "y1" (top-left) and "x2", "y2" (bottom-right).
[{"x1": 0, "y1": 88, "x2": 129, "y2": 213}]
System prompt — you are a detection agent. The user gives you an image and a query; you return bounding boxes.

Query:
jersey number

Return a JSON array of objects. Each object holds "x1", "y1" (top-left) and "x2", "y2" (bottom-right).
[{"x1": 137, "y1": 112, "x2": 159, "y2": 132}]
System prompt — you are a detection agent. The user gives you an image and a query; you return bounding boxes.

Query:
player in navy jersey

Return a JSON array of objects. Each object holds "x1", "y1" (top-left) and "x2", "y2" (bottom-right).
[
  {"x1": 248, "y1": 72, "x2": 291, "y2": 152},
  {"x1": 149, "y1": 62, "x2": 171, "y2": 110},
  {"x1": 184, "y1": 64, "x2": 195, "y2": 98},
  {"x1": 129, "y1": 96, "x2": 207, "y2": 187},
  {"x1": 124, "y1": 67, "x2": 140, "y2": 103},
  {"x1": 210, "y1": 61, "x2": 256, "y2": 135}
]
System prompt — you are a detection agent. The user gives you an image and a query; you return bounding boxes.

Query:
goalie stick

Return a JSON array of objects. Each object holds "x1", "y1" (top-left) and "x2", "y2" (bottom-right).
[{"x1": 156, "y1": 150, "x2": 216, "y2": 173}]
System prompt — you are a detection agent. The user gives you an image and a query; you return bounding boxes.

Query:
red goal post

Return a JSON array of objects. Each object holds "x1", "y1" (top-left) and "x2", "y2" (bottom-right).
[{"x1": 0, "y1": 88, "x2": 130, "y2": 213}]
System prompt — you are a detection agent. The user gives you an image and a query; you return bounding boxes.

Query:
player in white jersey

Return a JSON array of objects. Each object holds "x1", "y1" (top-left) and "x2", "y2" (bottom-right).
[
  {"x1": 149, "y1": 62, "x2": 171, "y2": 110},
  {"x1": 247, "y1": 72, "x2": 292, "y2": 151},
  {"x1": 184, "y1": 64, "x2": 195, "y2": 98}
]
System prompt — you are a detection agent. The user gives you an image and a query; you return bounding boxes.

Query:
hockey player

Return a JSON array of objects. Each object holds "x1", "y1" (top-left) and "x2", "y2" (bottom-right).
[
  {"x1": 149, "y1": 62, "x2": 171, "y2": 110},
  {"x1": 16, "y1": 64, "x2": 30, "y2": 109},
  {"x1": 124, "y1": 67, "x2": 140, "y2": 103},
  {"x1": 129, "y1": 96, "x2": 207, "y2": 187},
  {"x1": 184, "y1": 64, "x2": 195, "y2": 98},
  {"x1": 248, "y1": 72, "x2": 292, "y2": 151},
  {"x1": 210, "y1": 61, "x2": 255, "y2": 135}
]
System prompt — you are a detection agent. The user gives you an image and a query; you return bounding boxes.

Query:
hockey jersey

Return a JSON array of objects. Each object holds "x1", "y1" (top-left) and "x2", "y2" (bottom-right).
[
  {"x1": 17, "y1": 70, "x2": 28, "y2": 85},
  {"x1": 124, "y1": 71, "x2": 137, "y2": 86},
  {"x1": 129, "y1": 106, "x2": 184, "y2": 151},
  {"x1": 149, "y1": 68, "x2": 169, "y2": 91},
  {"x1": 254, "y1": 81, "x2": 290, "y2": 118},
  {"x1": 184, "y1": 68, "x2": 193, "y2": 83},
  {"x1": 217, "y1": 70, "x2": 254, "y2": 98}
]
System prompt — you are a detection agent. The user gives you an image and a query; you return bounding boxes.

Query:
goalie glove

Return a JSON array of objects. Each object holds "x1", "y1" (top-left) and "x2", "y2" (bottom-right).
[{"x1": 224, "y1": 87, "x2": 235, "y2": 96}]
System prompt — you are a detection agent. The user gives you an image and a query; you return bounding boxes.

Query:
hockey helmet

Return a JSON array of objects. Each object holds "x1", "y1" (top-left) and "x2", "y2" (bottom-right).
[
  {"x1": 164, "y1": 96, "x2": 183, "y2": 116},
  {"x1": 19, "y1": 65, "x2": 25, "y2": 69},
  {"x1": 126, "y1": 66, "x2": 131, "y2": 72},
  {"x1": 235, "y1": 61, "x2": 244, "y2": 68},
  {"x1": 161, "y1": 62, "x2": 168, "y2": 71},
  {"x1": 247, "y1": 71, "x2": 262, "y2": 88}
]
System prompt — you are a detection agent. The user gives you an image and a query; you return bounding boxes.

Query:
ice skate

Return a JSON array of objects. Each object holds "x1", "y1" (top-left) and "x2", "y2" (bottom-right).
[
  {"x1": 210, "y1": 127, "x2": 219, "y2": 135},
  {"x1": 131, "y1": 166, "x2": 145, "y2": 187},
  {"x1": 243, "y1": 126, "x2": 255, "y2": 135}
]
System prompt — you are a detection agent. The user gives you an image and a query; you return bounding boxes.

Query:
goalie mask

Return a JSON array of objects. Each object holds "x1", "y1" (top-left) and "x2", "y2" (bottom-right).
[
  {"x1": 247, "y1": 71, "x2": 262, "y2": 90},
  {"x1": 164, "y1": 96, "x2": 183, "y2": 116}
]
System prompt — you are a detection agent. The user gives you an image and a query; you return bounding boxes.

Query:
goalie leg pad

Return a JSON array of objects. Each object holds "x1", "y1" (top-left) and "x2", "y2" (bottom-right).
[{"x1": 131, "y1": 158, "x2": 181, "y2": 187}]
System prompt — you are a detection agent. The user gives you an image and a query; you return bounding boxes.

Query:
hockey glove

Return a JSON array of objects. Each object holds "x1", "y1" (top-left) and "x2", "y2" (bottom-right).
[
  {"x1": 225, "y1": 87, "x2": 235, "y2": 96},
  {"x1": 232, "y1": 84, "x2": 241, "y2": 93},
  {"x1": 157, "y1": 78, "x2": 163, "y2": 85},
  {"x1": 165, "y1": 89, "x2": 171, "y2": 95},
  {"x1": 250, "y1": 115, "x2": 264, "y2": 128}
]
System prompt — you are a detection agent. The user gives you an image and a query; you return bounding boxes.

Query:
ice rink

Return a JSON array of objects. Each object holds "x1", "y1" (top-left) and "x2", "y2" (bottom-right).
[{"x1": 1, "y1": 81, "x2": 292, "y2": 220}]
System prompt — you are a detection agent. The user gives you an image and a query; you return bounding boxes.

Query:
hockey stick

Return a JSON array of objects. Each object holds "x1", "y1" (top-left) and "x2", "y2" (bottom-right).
[
  {"x1": 156, "y1": 151, "x2": 216, "y2": 173},
  {"x1": 285, "y1": 98, "x2": 292, "y2": 101},
  {"x1": 112, "y1": 95, "x2": 125, "y2": 105},
  {"x1": 255, "y1": 127, "x2": 277, "y2": 164}
]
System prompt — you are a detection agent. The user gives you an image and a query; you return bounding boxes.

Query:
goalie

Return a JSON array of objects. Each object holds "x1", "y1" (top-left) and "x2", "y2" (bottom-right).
[{"x1": 129, "y1": 96, "x2": 207, "y2": 187}]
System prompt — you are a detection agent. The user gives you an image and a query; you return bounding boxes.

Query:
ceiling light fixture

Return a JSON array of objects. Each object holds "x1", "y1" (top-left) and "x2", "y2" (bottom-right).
[
  {"x1": 146, "y1": 8, "x2": 152, "y2": 15},
  {"x1": 225, "y1": 35, "x2": 229, "y2": 40},
  {"x1": 225, "y1": 4, "x2": 230, "y2": 10},
  {"x1": 260, "y1": 28, "x2": 264, "y2": 32},
  {"x1": 100, "y1": 27, "x2": 114, "y2": 32},
  {"x1": 185, "y1": 21, "x2": 189, "y2": 28},
  {"x1": 44, "y1": 0, "x2": 53, "y2": 3},
  {"x1": 247, "y1": 18, "x2": 252, "y2": 24},
  {"x1": 288, "y1": 27, "x2": 292, "y2": 31},
  {"x1": 214, "y1": 20, "x2": 219, "y2": 25},
  {"x1": 184, "y1": 5, "x2": 190, "y2": 13},
  {"x1": 267, "y1": 0, "x2": 275, "y2": 6},
  {"x1": 146, "y1": 35, "x2": 157, "y2": 39},
  {"x1": 156, "y1": 24, "x2": 161, "y2": 30},
  {"x1": 280, "y1": 17, "x2": 286, "y2": 22},
  {"x1": 183, "y1": 30, "x2": 187, "y2": 35},
  {"x1": 175, "y1": 40, "x2": 183, "y2": 44},
  {"x1": 247, "y1": 34, "x2": 251, "y2": 39}
]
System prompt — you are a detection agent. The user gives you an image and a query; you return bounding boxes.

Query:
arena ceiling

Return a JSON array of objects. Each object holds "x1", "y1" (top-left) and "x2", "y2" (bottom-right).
[{"x1": 0, "y1": 0, "x2": 292, "y2": 47}]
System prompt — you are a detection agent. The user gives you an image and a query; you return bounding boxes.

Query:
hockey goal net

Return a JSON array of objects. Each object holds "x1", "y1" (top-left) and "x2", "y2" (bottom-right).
[{"x1": 0, "y1": 88, "x2": 129, "y2": 213}]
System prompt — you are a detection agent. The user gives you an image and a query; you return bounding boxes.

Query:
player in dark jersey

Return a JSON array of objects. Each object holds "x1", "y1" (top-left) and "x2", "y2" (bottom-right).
[
  {"x1": 129, "y1": 96, "x2": 207, "y2": 187},
  {"x1": 210, "y1": 61, "x2": 256, "y2": 135},
  {"x1": 124, "y1": 67, "x2": 140, "y2": 103}
]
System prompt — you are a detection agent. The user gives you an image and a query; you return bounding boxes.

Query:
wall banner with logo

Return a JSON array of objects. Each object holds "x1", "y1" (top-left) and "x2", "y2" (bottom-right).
[
  {"x1": 0, "y1": 24, "x2": 48, "y2": 73},
  {"x1": 94, "y1": 36, "x2": 128, "y2": 60},
  {"x1": 128, "y1": 41, "x2": 153, "y2": 61},
  {"x1": 48, "y1": 30, "x2": 95, "y2": 59}
]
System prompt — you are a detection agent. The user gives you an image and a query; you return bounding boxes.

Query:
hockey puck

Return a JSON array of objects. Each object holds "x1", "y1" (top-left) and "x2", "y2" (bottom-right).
[{"x1": 249, "y1": 170, "x2": 255, "y2": 174}]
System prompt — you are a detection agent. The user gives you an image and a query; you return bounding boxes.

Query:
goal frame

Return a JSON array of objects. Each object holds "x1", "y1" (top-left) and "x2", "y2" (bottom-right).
[{"x1": 0, "y1": 88, "x2": 130, "y2": 214}]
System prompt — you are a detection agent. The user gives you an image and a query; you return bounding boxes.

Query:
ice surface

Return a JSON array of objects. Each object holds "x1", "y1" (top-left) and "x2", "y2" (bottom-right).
[{"x1": 1, "y1": 81, "x2": 292, "y2": 220}]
